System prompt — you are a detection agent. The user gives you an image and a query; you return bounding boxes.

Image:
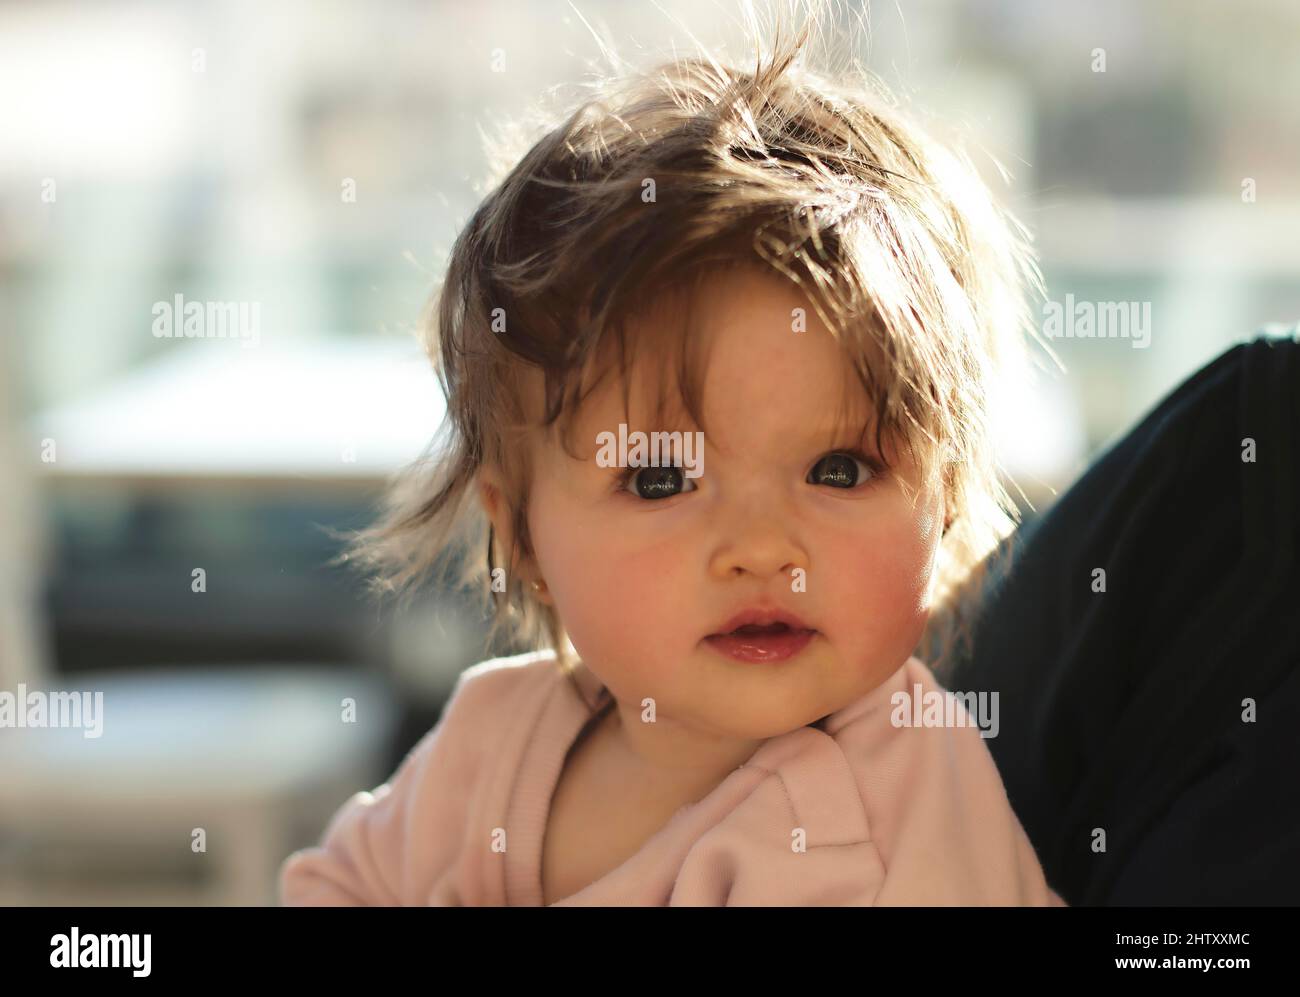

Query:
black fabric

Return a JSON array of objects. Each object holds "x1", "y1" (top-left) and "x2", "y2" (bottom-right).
[{"x1": 945, "y1": 331, "x2": 1300, "y2": 906}]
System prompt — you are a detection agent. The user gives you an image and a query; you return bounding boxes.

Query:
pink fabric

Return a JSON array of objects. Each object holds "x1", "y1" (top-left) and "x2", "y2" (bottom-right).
[{"x1": 279, "y1": 650, "x2": 1068, "y2": 906}]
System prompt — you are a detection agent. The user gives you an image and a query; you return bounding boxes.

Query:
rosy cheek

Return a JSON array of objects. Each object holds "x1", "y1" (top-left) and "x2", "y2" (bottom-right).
[
  {"x1": 532, "y1": 502, "x2": 665, "y2": 657},
  {"x1": 824, "y1": 515, "x2": 935, "y2": 650},
  {"x1": 581, "y1": 542, "x2": 679, "y2": 636}
]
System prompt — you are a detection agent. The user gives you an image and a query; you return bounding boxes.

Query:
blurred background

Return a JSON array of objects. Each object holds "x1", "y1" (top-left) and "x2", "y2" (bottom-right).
[{"x1": 0, "y1": 0, "x2": 1297, "y2": 904}]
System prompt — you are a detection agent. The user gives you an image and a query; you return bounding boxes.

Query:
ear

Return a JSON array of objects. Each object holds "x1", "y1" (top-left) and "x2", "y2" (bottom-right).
[
  {"x1": 477, "y1": 468, "x2": 517, "y2": 572},
  {"x1": 478, "y1": 468, "x2": 507, "y2": 537},
  {"x1": 477, "y1": 468, "x2": 553, "y2": 605}
]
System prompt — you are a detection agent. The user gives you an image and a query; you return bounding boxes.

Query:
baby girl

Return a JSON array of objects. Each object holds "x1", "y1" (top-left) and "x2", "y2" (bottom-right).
[{"x1": 279, "y1": 15, "x2": 1066, "y2": 906}]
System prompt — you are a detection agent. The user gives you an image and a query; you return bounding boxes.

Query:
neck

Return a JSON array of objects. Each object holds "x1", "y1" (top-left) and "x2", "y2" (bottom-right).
[{"x1": 597, "y1": 695, "x2": 765, "y2": 804}]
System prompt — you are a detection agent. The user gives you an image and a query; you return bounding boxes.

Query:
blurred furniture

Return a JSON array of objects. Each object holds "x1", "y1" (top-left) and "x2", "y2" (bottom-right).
[
  {"x1": 0, "y1": 667, "x2": 396, "y2": 905},
  {"x1": 0, "y1": 337, "x2": 467, "y2": 904}
]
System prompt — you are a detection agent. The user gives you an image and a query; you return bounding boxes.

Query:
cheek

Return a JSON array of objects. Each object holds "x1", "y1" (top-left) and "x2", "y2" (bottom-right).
[
  {"x1": 528, "y1": 492, "x2": 688, "y2": 675},
  {"x1": 819, "y1": 499, "x2": 941, "y2": 654}
]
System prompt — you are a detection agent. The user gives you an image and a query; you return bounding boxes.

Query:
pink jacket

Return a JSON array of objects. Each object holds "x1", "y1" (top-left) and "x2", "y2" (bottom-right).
[{"x1": 279, "y1": 650, "x2": 1067, "y2": 906}]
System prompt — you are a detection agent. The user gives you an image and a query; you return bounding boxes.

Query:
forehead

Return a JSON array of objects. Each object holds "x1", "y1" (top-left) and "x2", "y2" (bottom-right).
[{"x1": 558, "y1": 265, "x2": 874, "y2": 460}]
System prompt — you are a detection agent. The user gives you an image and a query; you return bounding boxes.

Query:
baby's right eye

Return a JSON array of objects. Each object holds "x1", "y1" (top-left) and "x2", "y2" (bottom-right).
[{"x1": 620, "y1": 465, "x2": 699, "y2": 500}]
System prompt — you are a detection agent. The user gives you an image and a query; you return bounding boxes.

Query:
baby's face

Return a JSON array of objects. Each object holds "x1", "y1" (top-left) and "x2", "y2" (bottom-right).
[{"x1": 524, "y1": 267, "x2": 945, "y2": 739}]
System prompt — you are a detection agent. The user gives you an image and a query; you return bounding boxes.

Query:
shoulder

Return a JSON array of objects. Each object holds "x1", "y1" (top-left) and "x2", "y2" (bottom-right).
[
  {"x1": 812, "y1": 658, "x2": 1060, "y2": 904},
  {"x1": 811, "y1": 655, "x2": 1009, "y2": 821},
  {"x1": 680, "y1": 657, "x2": 1056, "y2": 904},
  {"x1": 819, "y1": 656, "x2": 1029, "y2": 848},
  {"x1": 427, "y1": 647, "x2": 566, "y2": 751},
  {"x1": 280, "y1": 647, "x2": 567, "y2": 905},
  {"x1": 390, "y1": 649, "x2": 564, "y2": 785},
  {"x1": 452, "y1": 647, "x2": 565, "y2": 703},
  {"x1": 820, "y1": 655, "x2": 989, "y2": 751}
]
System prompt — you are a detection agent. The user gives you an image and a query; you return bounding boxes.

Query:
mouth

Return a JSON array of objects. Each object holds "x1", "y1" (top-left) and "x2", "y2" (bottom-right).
[{"x1": 703, "y1": 614, "x2": 819, "y2": 664}]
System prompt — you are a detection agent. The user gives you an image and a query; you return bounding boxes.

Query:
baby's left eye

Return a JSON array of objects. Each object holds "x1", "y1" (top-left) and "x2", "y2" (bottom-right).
[
  {"x1": 807, "y1": 452, "x2": 877, "y2": 489},
  {"x1": 621, "y1": 464, "x2": 698, "y2": 500}
]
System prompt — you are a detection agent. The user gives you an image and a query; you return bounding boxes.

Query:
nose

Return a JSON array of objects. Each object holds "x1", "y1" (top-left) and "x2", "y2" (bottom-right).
[{"x1": 706, "y1": 492, "x2": 810, "y2": 582}]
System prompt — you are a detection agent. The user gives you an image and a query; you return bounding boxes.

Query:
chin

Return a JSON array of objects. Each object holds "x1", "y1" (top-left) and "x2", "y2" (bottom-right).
[{"x1": 713, "y1": 702, "x2": 833, "y2": 740}]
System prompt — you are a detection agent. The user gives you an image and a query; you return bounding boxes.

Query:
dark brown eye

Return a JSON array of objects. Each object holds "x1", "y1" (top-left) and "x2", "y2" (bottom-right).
[
  {"x1": 623, "y1": 465, "x2": 699, "y2": 500},
  {"x1": 808, "y1": 452, "x2": 875, "y2": 489}
]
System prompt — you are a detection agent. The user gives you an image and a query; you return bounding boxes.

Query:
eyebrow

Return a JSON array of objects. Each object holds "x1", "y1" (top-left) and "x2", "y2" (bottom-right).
[{"x1": 792, "y1": 415, "x2": 877, "y2": 448}]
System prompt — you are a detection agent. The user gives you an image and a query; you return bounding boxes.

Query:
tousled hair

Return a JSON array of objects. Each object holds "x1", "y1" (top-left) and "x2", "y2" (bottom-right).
[{"x1": 342, "y1": 1, "x2": 1051, "y2": 679}]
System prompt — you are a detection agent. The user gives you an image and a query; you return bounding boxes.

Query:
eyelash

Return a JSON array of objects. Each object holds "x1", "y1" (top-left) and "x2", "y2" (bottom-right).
[{"x1": 612, "y1": 449, "x2": 885, "y2": 497}]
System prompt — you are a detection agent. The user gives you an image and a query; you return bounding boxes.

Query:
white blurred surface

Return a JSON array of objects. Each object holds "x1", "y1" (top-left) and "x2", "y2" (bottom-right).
[{"x1": 26, "y1": 337, "x2": 443, "y2": 483}]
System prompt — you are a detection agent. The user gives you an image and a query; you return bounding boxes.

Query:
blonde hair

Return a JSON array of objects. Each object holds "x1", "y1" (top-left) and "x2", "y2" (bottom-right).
[{"x1": 344, "y1": 2, "x2": 1047, "y2": 679}]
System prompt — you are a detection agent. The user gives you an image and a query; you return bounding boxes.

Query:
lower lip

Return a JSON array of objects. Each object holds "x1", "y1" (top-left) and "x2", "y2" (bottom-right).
[{"x1": 703, "y1": 628, "x2": 817, "y2": 663}]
